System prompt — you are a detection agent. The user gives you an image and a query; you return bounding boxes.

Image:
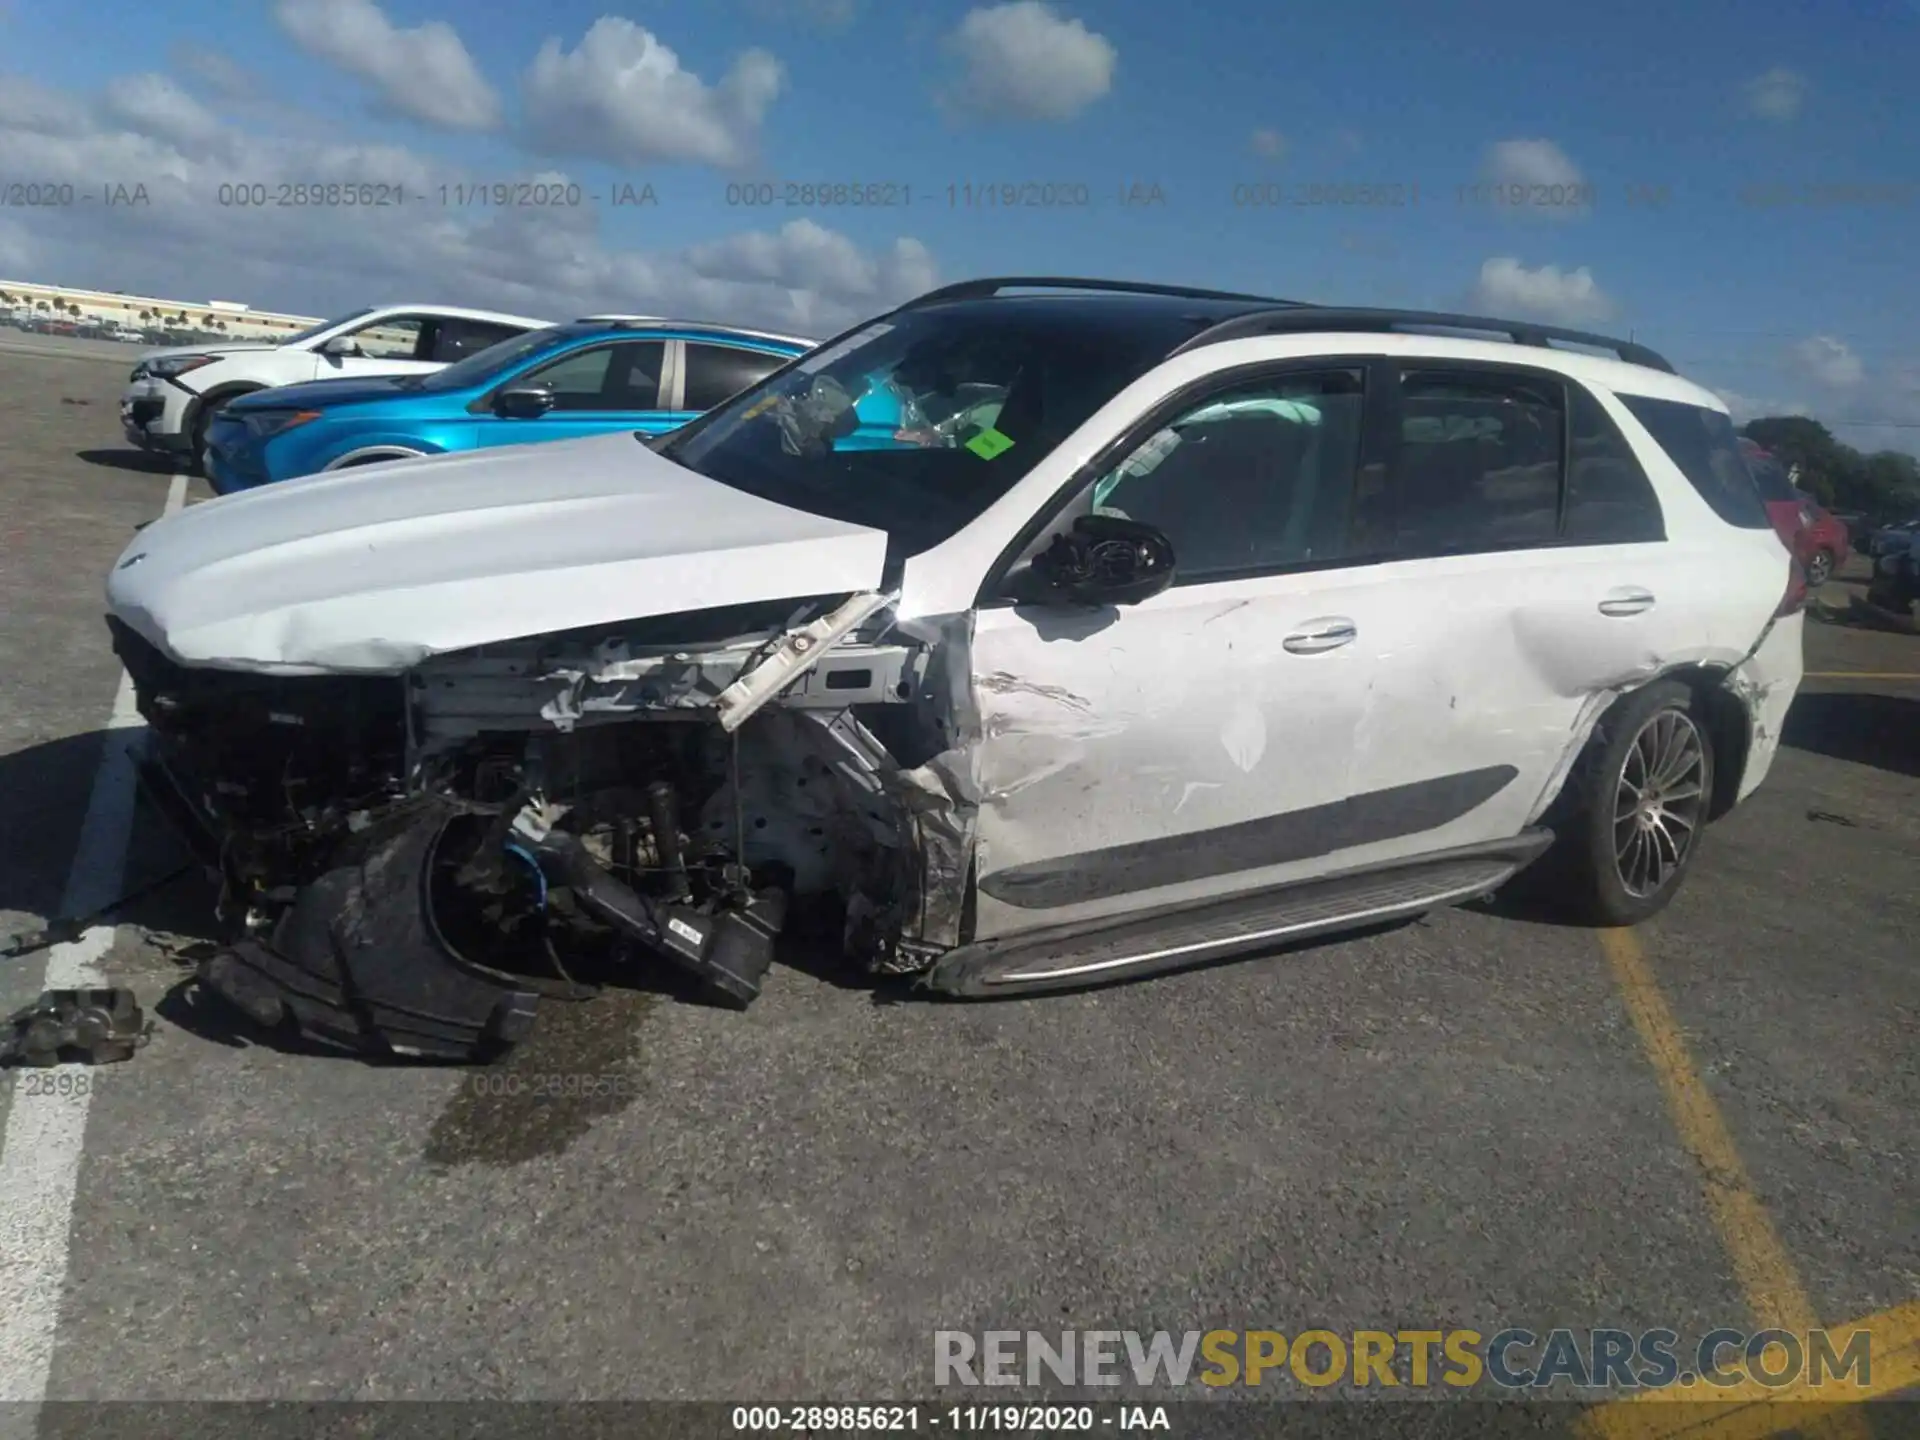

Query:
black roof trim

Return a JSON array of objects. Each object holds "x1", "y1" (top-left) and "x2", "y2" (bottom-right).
[
  {"x1": 1166, "y1": 306, "x2": 1675, "y2": 373},
  {"x1": 901, "y1": 276, "x2": 1311, "y2": 308}
]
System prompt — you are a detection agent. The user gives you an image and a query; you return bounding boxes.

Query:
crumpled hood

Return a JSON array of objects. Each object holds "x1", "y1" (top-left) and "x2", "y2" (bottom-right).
[{"x1": 106, "y1": 430, "x2": 890, "y2": 675}]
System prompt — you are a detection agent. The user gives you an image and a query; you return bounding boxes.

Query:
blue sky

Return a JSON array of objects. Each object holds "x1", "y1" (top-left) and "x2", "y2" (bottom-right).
[{"x1": 3, "y1": 0, "x2": 1917, "y2": 451}]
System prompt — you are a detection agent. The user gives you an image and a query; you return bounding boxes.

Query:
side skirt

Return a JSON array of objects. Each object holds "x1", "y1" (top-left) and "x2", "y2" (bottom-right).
[{"x1": 923, "y1": 830, "x2": 1554, "y2": 998}]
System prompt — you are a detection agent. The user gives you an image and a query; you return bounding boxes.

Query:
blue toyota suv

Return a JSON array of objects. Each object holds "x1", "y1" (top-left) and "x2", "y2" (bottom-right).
[{"x1": 204, "y1": 317, "x2": 817, "y2": 494}]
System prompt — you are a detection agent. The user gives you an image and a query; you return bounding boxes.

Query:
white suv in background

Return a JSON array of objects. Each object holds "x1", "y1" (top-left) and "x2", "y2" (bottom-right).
[{"x1": 121, "y1": 302, "x2": 553, "y2": 470}]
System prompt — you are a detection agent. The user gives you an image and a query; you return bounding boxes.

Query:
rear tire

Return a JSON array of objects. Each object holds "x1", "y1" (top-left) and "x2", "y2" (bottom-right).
[
  {"x1": 1553, "y1": 680, "x2": 1714, "y2": 927},
  {"x1": 1806, "y1": 549, "x2": 1835, "y2": 586}
]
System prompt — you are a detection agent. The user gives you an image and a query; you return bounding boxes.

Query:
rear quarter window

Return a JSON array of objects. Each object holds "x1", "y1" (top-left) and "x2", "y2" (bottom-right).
[
  {"x1": 1618, "y1": 395, "x2": 1771, "y2": 529},
  {"x1": 1739, "y1": 444, "x2": 1800, "y2": 504}
]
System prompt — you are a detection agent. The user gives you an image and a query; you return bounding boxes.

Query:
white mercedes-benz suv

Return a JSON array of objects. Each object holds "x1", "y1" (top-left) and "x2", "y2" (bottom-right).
[
  {"x1": 120, "y1": 302, "x2": 553, "y2": 471},
  {"x1": 104, "y1": 278, "x2": 1805, "y2": 1061}
]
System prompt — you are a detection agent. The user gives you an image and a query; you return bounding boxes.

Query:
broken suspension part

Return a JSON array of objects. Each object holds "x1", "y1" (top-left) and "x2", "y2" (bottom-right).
[
  {"x1": 509, "y1": 821, "x2": 787, "y2": 1008},
  {"x1": 1, "y1": 989, "x2": 150, "y2": 1067}
]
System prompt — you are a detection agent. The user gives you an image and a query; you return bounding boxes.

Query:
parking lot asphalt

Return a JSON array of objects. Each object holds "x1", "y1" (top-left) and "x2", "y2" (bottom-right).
[{"x1": 0, "y1": 335, "x2": 1913, "y2": 1425}]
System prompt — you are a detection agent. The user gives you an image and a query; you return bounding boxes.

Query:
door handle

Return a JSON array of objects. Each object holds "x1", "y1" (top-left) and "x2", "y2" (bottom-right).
[
  {"x1": 1598, "y1": 588, "x2": 1656, "y2": 617},
  {"x1": 1282, "y1": 617, "x2": 1357, "y2": 654}
]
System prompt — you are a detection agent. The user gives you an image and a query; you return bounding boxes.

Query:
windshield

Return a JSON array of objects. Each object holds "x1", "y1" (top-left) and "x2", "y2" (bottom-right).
[
  {"x1": 288, "y1": 307, "x2": 376, "y2": 346},
  {"x1": 416, "y1": 323, "x2": 595, "y2": 392},
  {"x1": 661, "y1": 302, "x2": 1215, "y2": 556}
]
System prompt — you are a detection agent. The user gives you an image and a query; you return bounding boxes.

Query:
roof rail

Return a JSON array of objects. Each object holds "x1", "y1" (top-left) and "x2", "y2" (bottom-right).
[
  {"x1": 572, "y1": 316, "x2": 817, "y2": 346},
  {"x1": 902, "y1": 276, "x2": 1310, "y2": 308},
  {"x1": 1168, "y1": 306, "x2": 1675, "y2": 373}
]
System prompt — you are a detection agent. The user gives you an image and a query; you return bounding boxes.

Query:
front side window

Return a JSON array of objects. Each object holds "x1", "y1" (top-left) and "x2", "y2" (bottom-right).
[
  {"x1": 1392, "y1": 368, "x2": 1563, "y2": 554},
  {"x1": 660, "y1": 303, "x2": 1226, "y2": 556},
  {"x1": 1619, "y1": 395, "x2": 1771, "y2": 529},
  {"x1": 1087, "y1": 371, "x2": 1366, "y2": 582},
  {"x1": 683, "y1": 343, "x2": 790, "y2": 410},
  {"x1": 518, "y1": 341, "x2": 665, "y2": 411},
  {"x1": 289, "y1": 307, "x2": 375, "y2": 346},
  {"x1": 423, "y1": 324, "x2": 586, "y2": 392},
  {"x1": 343, "y1": 314, "x2": 426, "y2": 361}
]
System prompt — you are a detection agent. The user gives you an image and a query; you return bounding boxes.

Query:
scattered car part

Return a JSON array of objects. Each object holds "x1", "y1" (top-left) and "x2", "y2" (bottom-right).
[
  {"x1": 0, "y1": 989, "x2": 151, "y2": 1068},
  {"x1": 0, "y1": 861, "x2": 195, "y2": 960}
]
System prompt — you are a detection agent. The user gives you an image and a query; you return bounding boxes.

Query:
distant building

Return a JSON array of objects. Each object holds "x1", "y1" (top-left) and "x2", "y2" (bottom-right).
[{"x1": 0, "y1": 279, "x2": 320, "y2": 339}]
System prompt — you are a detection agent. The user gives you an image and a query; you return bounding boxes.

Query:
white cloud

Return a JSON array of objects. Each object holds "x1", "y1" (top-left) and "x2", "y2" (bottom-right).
[
  {"x1": 0, "y1": 73, "x2": 934, "y2": 337},
  {"x1": 940, "y1": 3, "x2": 1116, "y2": 122},
  {"x1": 0, "y1": 216, "x2": 35, "y2": 276},
  {"x1": 1479, "y1": 139, "x2": 1591, "y2": 219},
  {"x1": 522, "y1": 18, "x2": 783, "y2": 168},
  {"x1": 274, "y1": 0, "x2": 502, "y2": 130},
  {"x1": 0, "y1": 77, "x2": 92, "y2": 135},
  {"x1": 1468, "y1": 256, "x2": 1616, "y2": 325},
  {"x1": 1710, "y1": 385, "x2": 1811, "y2": 424},
  {"x1": 1789, "y1": 335, "x2": 1864, "y2": 388},
  {"x1": 170, "y1": 43, "x2": 258, "y2": 102},
  {"x1": 1250, "y1": 128, "x2": 1285, "y2": 159},
  {"x1": 100, "y1": 74, "x2": 226, "y2": 151},
  {"x1": 1743, "y1": 66, "x2": 1807, "y2": 121}
]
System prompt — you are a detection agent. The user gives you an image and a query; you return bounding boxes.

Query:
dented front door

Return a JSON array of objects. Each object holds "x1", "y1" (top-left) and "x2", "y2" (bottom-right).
[{"x1": 964, "y1": 570, "x2": 1386, "y2": 941}]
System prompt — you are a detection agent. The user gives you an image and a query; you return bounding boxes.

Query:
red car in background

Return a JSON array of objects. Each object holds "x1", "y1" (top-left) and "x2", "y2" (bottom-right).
[{"x1": 1739, "y1": 437, "x2": 1852, "y2": 585}]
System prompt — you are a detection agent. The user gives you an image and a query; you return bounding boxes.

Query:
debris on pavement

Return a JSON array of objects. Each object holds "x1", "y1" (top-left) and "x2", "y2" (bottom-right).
[{"x1": 0, "y1": 988, "x2": 151, "y2": 1067}]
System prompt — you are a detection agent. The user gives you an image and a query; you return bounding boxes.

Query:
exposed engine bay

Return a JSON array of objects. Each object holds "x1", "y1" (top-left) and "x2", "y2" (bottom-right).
[{"x1": 109, "y1": 593, "x2": 978, "y2": 1060}]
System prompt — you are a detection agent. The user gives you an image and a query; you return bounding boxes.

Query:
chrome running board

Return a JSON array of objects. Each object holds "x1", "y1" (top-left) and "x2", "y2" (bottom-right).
[{"x1": 924, "y1": 831, "x2": 1552, "y2": 997}]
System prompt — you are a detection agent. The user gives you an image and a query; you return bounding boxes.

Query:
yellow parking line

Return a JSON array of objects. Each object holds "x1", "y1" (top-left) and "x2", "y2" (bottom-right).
[
  {"x1": 1584, "y1": 929, "x2": 1876, "y2": 1440},
  {"x1": 1576, "y1": 1299, "x2": 1920, "y2": 1440},
  {"x1": 1598, "y1": 929, "x2": 1823, "y2": 1332}
]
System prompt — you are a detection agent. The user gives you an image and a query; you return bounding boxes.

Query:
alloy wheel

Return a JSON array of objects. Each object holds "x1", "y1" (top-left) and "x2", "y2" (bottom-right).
[{"x1": 1613, "y1": 709, "x2": 1707, "y2": 899}]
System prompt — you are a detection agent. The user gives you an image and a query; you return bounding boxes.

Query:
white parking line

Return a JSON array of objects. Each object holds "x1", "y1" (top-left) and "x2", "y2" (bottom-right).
[{"x1": 0, "y1": 471, "x2": 187, "y2": 1406}]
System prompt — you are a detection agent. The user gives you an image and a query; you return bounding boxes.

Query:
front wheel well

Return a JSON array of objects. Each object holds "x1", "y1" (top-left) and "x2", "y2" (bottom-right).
[
  {"x1": 194, "y1": 382, "x2": 266, "y2": 414},
  {"x1": 324, "y1": 447, "x2": 430, "y2": 470}
]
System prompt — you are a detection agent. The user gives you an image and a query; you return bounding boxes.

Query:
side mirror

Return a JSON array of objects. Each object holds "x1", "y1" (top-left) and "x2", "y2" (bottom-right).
[
  {"x1": 1026, "y1": 513, "x2": 1176, "y2": 608},
  {"x1": 495, "y1": 385, "x2": 556, "y2": 419},
  {"x1": 318, "y1": 335, "x2": 361, "y2": 358}
]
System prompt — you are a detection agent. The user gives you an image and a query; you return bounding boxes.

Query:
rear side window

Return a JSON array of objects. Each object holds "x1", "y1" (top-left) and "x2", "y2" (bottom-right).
[
  {"x1": 683, "y1": 343, "x2": 788, "y2": 410},
  {"x1": 1618, "y1": 396, "x2": 1771, "y2": 528},
  {"x1": 1564, "y1": 384, "x2": 1665, "y2": 544},
  {"x1": 1392, "y1": 368, "x2": 1563, "y2": 554},
  {"x1": 1741, "y1": 446, "x2": 1799, "y2": 503}
]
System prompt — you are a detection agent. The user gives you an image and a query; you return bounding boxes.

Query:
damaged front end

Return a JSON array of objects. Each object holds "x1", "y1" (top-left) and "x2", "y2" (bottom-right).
[{"x1": 111, "y1": 594, "x2": 978, "y2": 1060}]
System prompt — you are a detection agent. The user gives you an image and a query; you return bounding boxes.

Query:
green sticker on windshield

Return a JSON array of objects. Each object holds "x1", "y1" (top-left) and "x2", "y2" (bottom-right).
[{"x1": 965, "y1": 426, "x2": 1015, "y2": 460}]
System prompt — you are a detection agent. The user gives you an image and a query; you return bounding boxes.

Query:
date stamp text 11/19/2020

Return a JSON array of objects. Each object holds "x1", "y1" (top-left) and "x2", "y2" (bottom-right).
[
  {"x1": 1230, "y1": 183, "x2": 1671, "y2": 208},
  {"x1": 722, "y1": 181, "x2": 1172, "y2": 209}
]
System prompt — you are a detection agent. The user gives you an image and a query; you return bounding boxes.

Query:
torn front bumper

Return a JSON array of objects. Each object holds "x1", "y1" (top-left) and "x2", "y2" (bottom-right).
[{"x1": 1728, "y1": 611, "x2": 1804, "y2": 803}]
